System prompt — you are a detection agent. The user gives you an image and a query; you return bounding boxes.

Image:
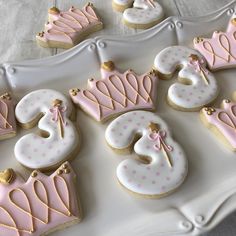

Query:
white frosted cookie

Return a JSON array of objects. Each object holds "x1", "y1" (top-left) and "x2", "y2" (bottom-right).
[
  {"x1": 123, "y1": 0, "x2": 164, "y2": 29},
  {"x1": 112, "y1": 0, "x2": 133, "y2": 12},
  {"x1": 154, "y1": 46, "x2": 219, "y2": 111},
  {"x1": 105, "y1": 111, "x2": 188, "y2": 198},
  {"x1": 14, "y1": 89, "x2": 80, "y2": 171}
]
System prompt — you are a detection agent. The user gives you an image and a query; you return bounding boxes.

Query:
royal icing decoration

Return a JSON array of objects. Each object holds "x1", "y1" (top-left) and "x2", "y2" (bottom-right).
[
  {"x1": 0, "y1": 162, "x2": 82, "y2": 236},
  {"x1": 201, "y1": 99, "x2": 236, "y2": 151},
  {"x1": 70, "y1": 61, "x2": 158, "y2": 122},
  {"x1": 194, "y1": 18, "x2": 236, "y2": 70},
  {"x1": 14, "y1": 89, "x2": 79, "y2": 170},
  {"x1": 36, "y1": 3, "x2": 103, "y2": 49},
  {"x1": 0, "y1": 93, "x2": 17, "y2": 140},
  {"x1": 154, "y1": 46, "x2": 219, "y2": 110},
  {"x1": 112, "y1": 0, "x2": 133, "y2": 12},
  {"x1": 105, "y1": 111, "x2": 188, "y2": 197},
  {"x1": 122, "y1": 0, "x2": 164, "y2": 28}
]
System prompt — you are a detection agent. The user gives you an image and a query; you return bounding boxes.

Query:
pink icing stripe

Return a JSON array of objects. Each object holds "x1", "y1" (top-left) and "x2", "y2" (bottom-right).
[
  {"x1": 70, "y1": 66, "x2": 158, "y2": 122},
  {"x1": 0, "y1": 162, "x2": 81, "y2": 236},
  {"x1": 202, "y1": 100, "x2": 236, "y2": 148},
  {"x1": 194, "y1": 18, "x2": 236, "y2": 70}
]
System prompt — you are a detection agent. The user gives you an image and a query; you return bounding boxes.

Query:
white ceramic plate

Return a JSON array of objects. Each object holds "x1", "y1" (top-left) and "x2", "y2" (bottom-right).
[{"x1": 1, "y1": 1, "x2": 236, "y2": 235}]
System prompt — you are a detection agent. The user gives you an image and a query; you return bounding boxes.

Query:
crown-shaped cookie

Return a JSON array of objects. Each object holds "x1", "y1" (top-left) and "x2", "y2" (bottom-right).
[
  {"x1": 36, "y1": 3, "x2": 103, "y2": 49},
  {"x1": 194, "y1": 18, "x2": 236, "y2": 70},
  {"x1": 0, "y1": 93, "x2": 17, "y2": 140},
  {"x1": 200, "y1": 98, "x2": 236, "y2": 151},
  {"x1": 0, "y1": 162, "x2": 82, "y2": 236},
  {"x1": 69, "y1": 61, "x2": 158, "y2": 122}
]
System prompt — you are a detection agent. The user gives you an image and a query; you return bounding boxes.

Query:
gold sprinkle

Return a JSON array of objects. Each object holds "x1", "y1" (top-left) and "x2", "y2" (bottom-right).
[
  {"x1": 194, "y1": 37, "x2": 203, "y2": 44},
  {"x1": 101, "y1": 61, "x2": 115, "y2": 72},
  {"x1": 64, "y1": 168, "x2": 70, "y2": 174},
  {"x1": 31, "y1": 171, "x2": 38, "y2": 178},
  {"x1": 231, "y1": 18, "x2": 236, "y2": 26},
  {"x1": 62, "y1": 163, "x2": 68, "y2": 169},
  {"x1": 207, "y1": 111, "x2": 212, "y2": 115},
  {"x1": 225, "y1": 99, "x2": 231, "y2": 103},
  {"x1": 48, "y1": 6, "x2": 60, "y2": 15},
  {"x1": 57, "y1": 169, "x2": 63, "y2": 175}
]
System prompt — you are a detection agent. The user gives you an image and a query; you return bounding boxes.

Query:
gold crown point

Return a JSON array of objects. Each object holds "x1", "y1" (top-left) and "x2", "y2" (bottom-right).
[
  {"x1": 101, "y1": 61, "x2": 115, "y2": 72},
  {"x1": 194, "y1": 37, "x2": 203, "y2": 44},
  {"x1": 49, "y1": 6, "x2": 60, "y2": 15},
  {"x1": 0, "y1": 169, "x2": 15, "y2": 185},
  {"x1": 231, "y1": 18, "x2": 236, "y2": 25}
]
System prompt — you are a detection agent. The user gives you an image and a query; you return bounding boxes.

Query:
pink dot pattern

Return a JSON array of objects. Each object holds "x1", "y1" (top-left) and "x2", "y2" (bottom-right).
[
  {"x1": 106, "y1": 110, "x2": 188, "y2": 196},
  {"x1": 154, "y1": 46, "x2": 218, "y2": 109}
]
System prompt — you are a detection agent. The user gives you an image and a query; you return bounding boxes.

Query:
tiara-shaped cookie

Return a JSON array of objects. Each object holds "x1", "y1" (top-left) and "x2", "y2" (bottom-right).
[
  {"x1": 194, "y1": 18, "x2": 236, "y2": 70},
  {"x1": 0, "y1": 93, "x2": 17, "y2": 140},
  {"x1": 69, "y1": 61, "x2": 158, "y2": 122},
  {"x1": 0, "y1": 162, "x2": 82, "y2": 235},
  {"x1": 201, "y1": 99, "x2": 236, "y2": 150},
  {"x1": 36, "y1": 3, "x2": 103, "y2": 49}
]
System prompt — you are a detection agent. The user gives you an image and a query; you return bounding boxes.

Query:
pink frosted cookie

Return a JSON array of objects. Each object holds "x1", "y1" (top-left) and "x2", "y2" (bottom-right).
[
  {"x1": 14, "y1": 89, "x2": 80, "y2": 171},
  {"x1": 0, "y1": 93, "x2": 17, "y2": 141},
  {"x1": 0, "y1": 162, "x2": 82, "y2": 236},
  {"x1": 200, "y1": 96, "x2": 236, "y2": 151},
  {"x1": 69, "y1": 61, "x2": 158, "y2": 122},
  {"x1": 194, "y1": 18, "x2": 236, "y2": 71},
  {"x1": 36, "y1": 3, "x2": 103, "y2": 49},
  {"x1": 105, "y1": 111, "x2": 188, "y2": 198},
  {"x1": 154, "y1": 46, "x2": 219, "y2": 111}
]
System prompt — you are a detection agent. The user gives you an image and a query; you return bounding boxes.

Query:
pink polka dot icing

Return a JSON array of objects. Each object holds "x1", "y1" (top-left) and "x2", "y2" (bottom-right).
[
  {"x1": 123, "y1": 0, "x2": 164, "y2": 27},
  {"x1": 105, "y1": 111, "x2": 188, "y2": 197},
  {"x1": 154, "y1": 46, "x2": 219, "y2": 110},
  {"x1": 14, "y1": 89, "x2": 79, "y2": 170}
]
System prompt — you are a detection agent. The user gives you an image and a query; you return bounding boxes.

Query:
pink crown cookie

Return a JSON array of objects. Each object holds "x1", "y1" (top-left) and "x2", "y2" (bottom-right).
[
  {"x1": 36, "y1": 3, "x2": 103, "y2": 49},
  {"x1": 69, "y1": 61, "x2": 159, "y2": 122},
  {"x1": 200, "y1": 97, "x2": 236, "y2": 151},
  {"x1": 0, "y1": 162, "x2": 82, "y2": 236},
  {"x1": 0, "y1": 93, "x2": 17, "y2": 141},
  {"x1": 194, "y1": 18, "x2": 236, "y2": 70}
]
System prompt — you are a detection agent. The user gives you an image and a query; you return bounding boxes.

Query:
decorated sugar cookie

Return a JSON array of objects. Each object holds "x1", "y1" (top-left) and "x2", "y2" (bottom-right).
[
  {"x1": 194, "y1": 18, "x2": 236, "y2": 71},
  {"x1": 0, "y1": 93, "x2": 17, "y2": 141},
  {"x1": 0, "y1": 162, "x2": 82, "y2": 236},
  {"x1": 200, "y1": 95, "x2": 236, "y2": 151},
  {"x1": 105, "y1": 111, "x2": 188, "y2": 198},
  {"x1": 112, "y1": 0, "x2": 133, "y2": 12},
  {"x1": 154, "y1": 46, "x2": 219, "y2": 111},
  {"x1": 70, "y1": 61, "x2": 158, "y2": 122},
  {"x1": 122, "y1": 0, "x2": 164, "y2": 29},
  {"x1": 14, "y1": 89, "x2": 80, "y2": 171},
  {"x1": 36, "y1": 3, "x2": 103, "y2": 49}
]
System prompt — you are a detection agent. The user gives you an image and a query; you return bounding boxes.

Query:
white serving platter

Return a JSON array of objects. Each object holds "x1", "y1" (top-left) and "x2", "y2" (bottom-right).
[{"x1": 1, "y1": 1, "x2": 236, "y2": 235}]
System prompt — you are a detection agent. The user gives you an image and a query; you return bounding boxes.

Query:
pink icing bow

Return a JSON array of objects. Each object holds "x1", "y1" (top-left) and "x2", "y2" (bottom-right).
[
  {"x1": 148, "y1": 130, "x2": 173, "y2": 152},
  {"x1": 189, "y1": 57, "x2": 209, "y2": 75},
  {"x1": 50, "y1": 106, "x2": 67, "y2": 126}
]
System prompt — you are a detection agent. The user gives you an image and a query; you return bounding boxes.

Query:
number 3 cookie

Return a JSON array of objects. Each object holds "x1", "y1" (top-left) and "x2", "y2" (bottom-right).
[
  {"x1": 113, "y1": 0, "x2": 164, "y2": 29},
  {"x1": 105, "y1": 110, "x2": 188, "y2": 198},
  {"x1": 154, "y1": 46, "x2": 219, "y2": 111},
  {"x1": 14, "y1": 89, "x2": 80, "y2": 171},
  {"x1": 200, "y1": 93, "x2": 236, "y2": 151}
]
